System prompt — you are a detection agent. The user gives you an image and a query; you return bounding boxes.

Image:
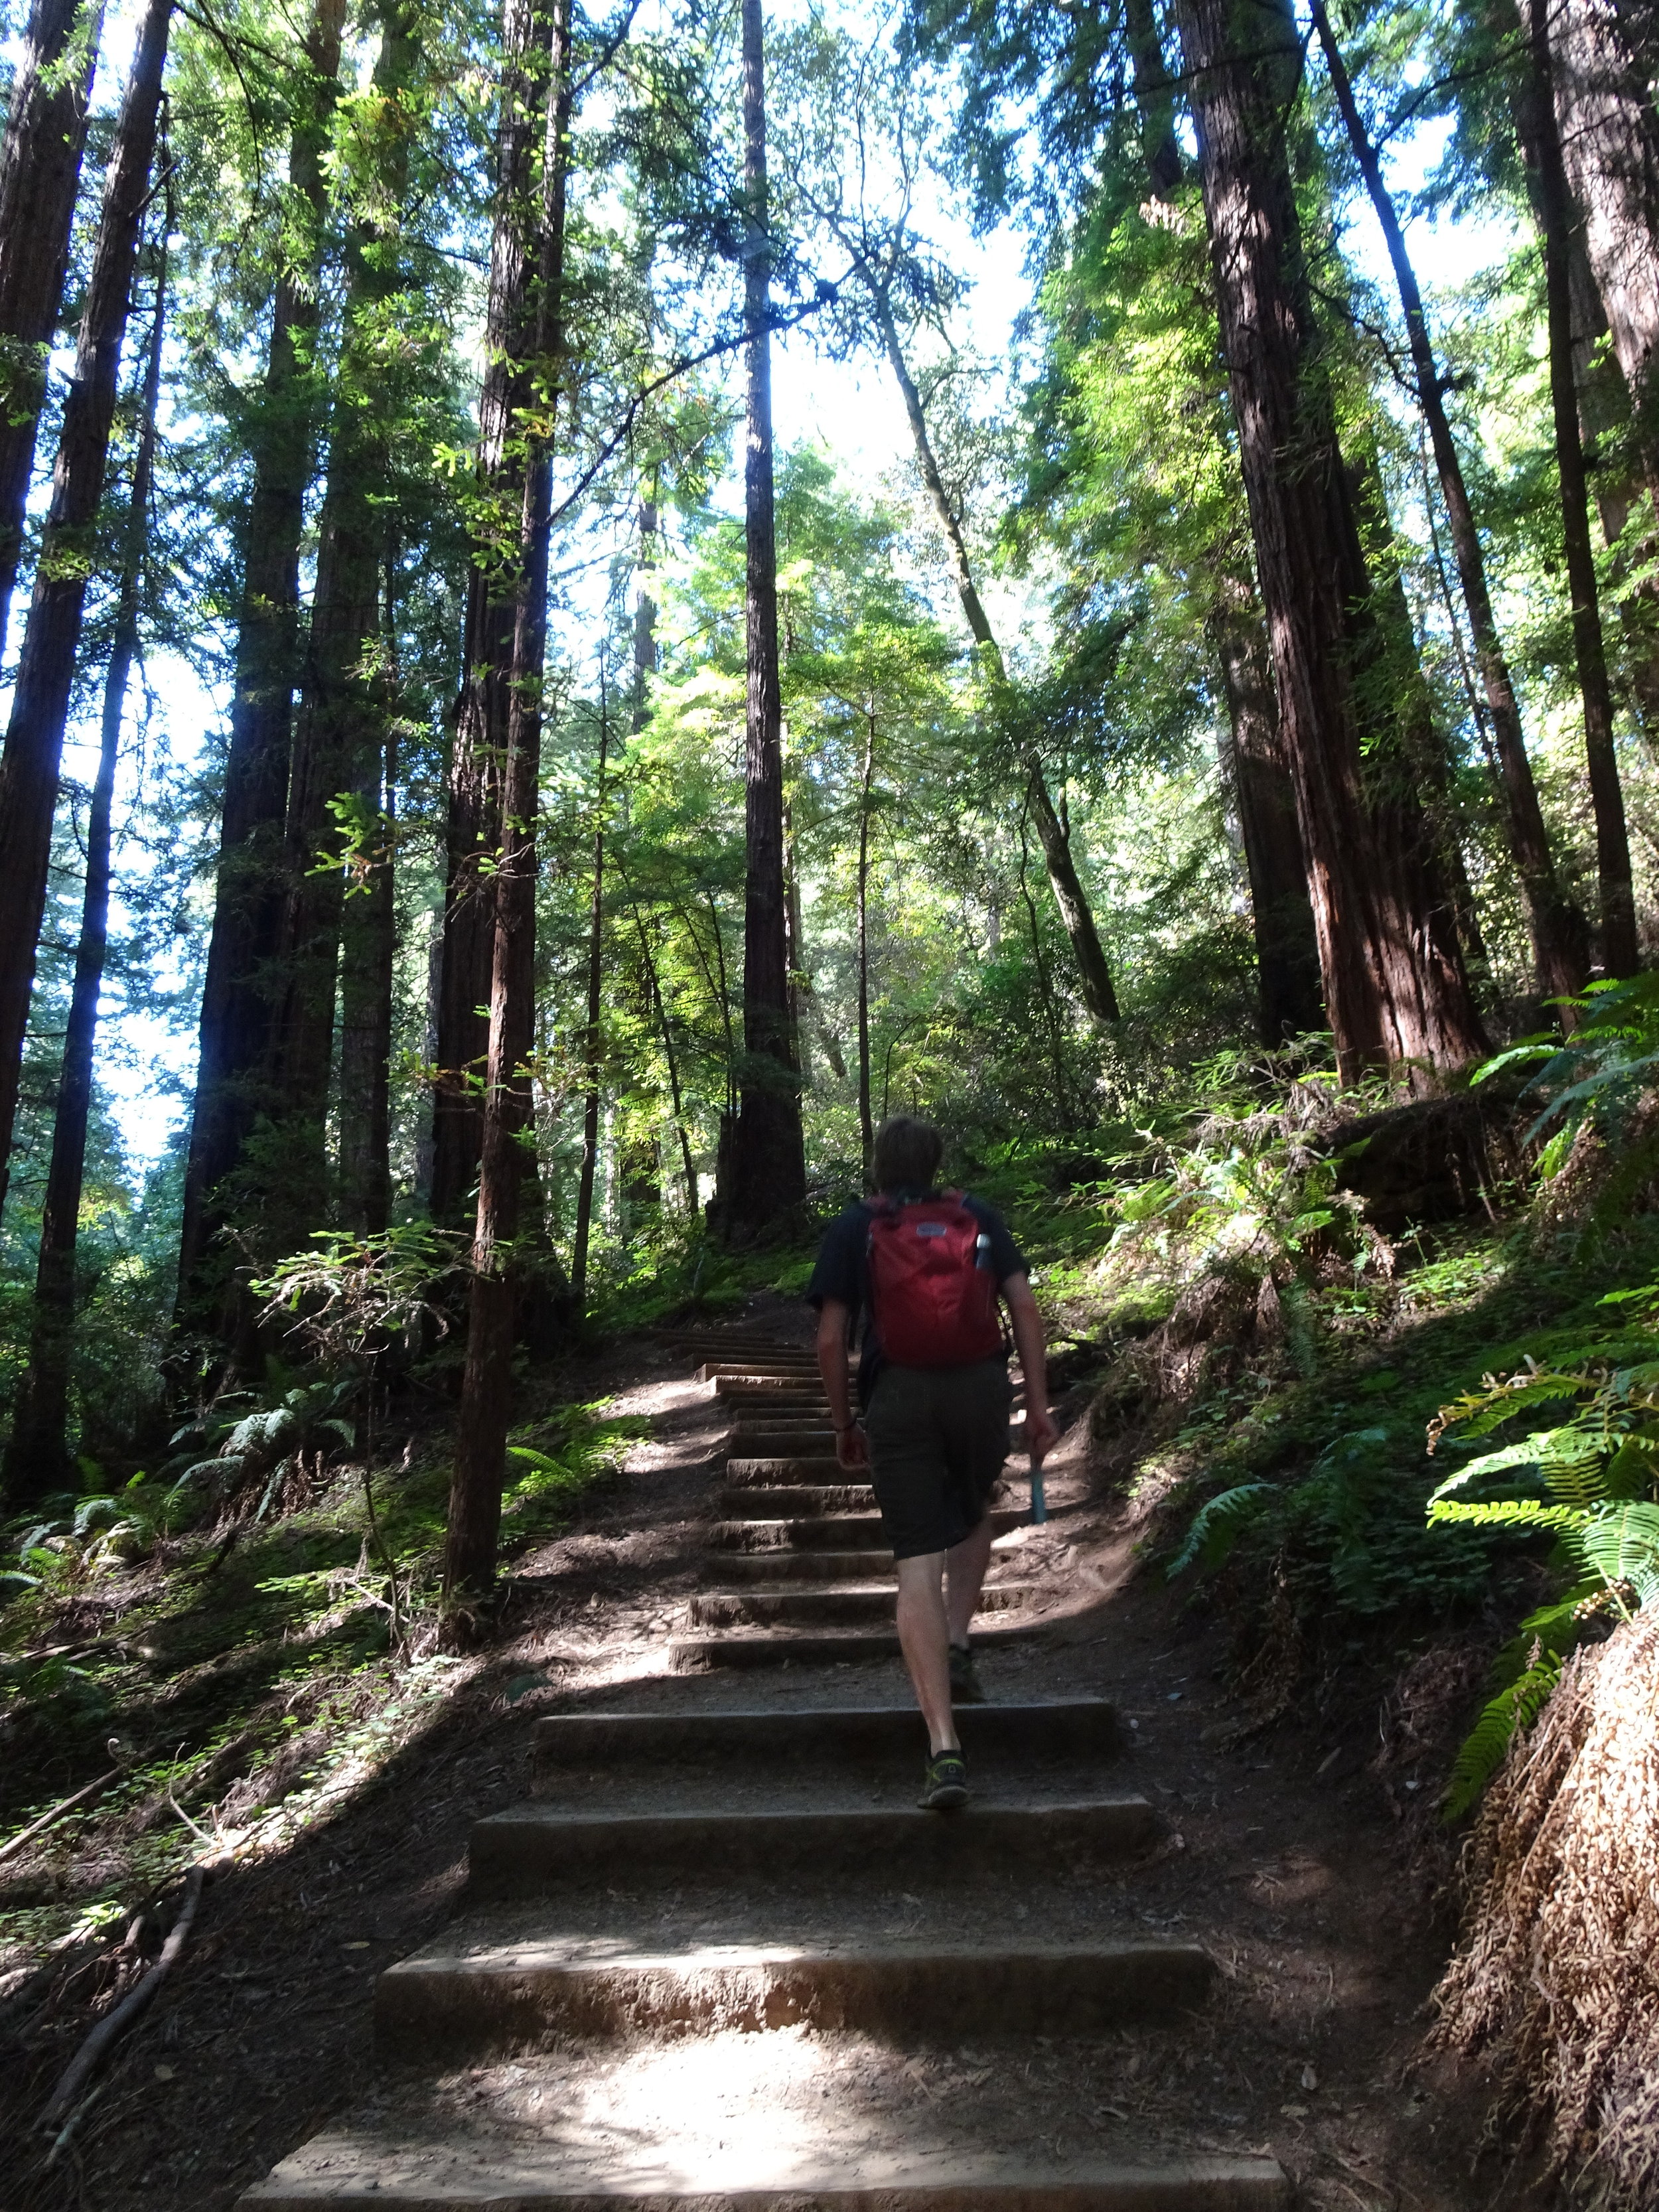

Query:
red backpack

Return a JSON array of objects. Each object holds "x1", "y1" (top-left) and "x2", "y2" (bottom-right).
[{"x1": 865, "y1": 1191, "x2": 1004, "y2": 1368}]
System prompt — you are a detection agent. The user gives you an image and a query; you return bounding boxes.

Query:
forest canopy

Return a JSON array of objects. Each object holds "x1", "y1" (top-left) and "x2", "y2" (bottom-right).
[{"x1": 2, "y1": 0, "x2": 1659, "y2": 1609}]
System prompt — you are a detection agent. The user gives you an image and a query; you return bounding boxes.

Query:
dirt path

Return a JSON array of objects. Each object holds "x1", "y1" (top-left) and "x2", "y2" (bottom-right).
[{"x1": 8, "y1": 1308, "x2": 1546, "y2": 2210}]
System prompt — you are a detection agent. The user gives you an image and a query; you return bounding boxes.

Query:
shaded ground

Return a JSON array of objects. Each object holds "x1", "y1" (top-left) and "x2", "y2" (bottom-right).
[{"x1": 1, "y1": 1299, "x2": 1549, "y2": 2210}]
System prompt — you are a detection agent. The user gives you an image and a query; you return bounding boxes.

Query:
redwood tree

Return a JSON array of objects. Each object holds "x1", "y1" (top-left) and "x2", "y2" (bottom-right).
[
  {"x1": 1312, "y1": 0, "x2": 1586, "y2": 1012},
  {"x1": 0, "y1": 0, "x2": 174, "y2": 1214},
  {"x1": 1172, "y1": 0, "x2": 1487, "y2": 1081},
  {"x1": 0, "y1": 0, "x2": 105, "y2": 650},
  {"x1": 443, "y1": 0, "x2": 571, "y2": 1618},
  {"x1": 175, "y1": 0, "x2": 348, "y2": 1329},
  {"x1": 2, "y1": 232, "x2": 165, "y2": 1507},
  {"x1": 719, "y1": 0, "x2": 808, "y2": 1237}
]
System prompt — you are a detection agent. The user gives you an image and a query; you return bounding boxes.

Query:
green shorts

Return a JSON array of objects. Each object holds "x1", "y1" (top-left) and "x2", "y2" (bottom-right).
[{"x1": 863, "y1": 1357, "x2": 1013, "y2": 1560}]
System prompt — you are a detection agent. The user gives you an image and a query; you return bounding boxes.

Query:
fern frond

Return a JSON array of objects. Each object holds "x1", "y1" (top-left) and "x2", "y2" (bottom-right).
[
  {"x1": 1165, "y1": 1483, "x2": 1274, "y2": 1581},
  {"x1": 1579, "y1": 1502, "x2": 1659, "y2": 1609},
  {"x1": 1444, "y1": 1658, "x2": 1563, "y2": 1821},
  {"x1": 1427, "y1": 1498, "x2": 1585, "y2": 1534}
]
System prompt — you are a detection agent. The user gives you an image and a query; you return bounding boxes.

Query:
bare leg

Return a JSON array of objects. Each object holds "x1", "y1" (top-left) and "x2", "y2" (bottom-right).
[
  {"x1": 945, "y1": 1512, "x2": 994, "y2": 1646},
  {"x1": 895, "y1": 1551, "x2": 956, "y2": 1753}
]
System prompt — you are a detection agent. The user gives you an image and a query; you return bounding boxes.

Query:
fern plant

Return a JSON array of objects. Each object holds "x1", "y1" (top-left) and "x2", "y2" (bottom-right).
[{"x1": 1427, "y1": 1335, "x2": 1659, "y2": 1814}]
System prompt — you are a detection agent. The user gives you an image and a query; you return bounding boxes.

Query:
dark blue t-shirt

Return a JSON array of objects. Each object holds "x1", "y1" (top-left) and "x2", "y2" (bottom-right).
[{"x1": 806, "y1": 1189, "x2": 1025, "y2": 1404}]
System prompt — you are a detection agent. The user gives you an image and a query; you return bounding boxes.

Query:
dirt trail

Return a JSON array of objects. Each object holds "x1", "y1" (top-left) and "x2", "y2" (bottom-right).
[{"x1": 7, "y1": 1307, "x2": 1546, "y2": 2209}]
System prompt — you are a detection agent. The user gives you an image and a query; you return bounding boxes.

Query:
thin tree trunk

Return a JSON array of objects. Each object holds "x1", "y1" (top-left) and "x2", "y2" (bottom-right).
[
  {"x1": 1208, "y1": 577, "x2": 1325, "y2": 1042},
  {"x1": 1522, "y1": 0, "x2": 1640, "y2": 976},
  {"x1": 1124, "y1": 0, "x2": 1182, "y2": 198},
  {"x1": 870, "y1": 291, "x2": 1121, "y2": 1023},
  {"x1": 1, "y1": 232, "x2": 164, "y2": 1509},
  {"x1": 443, "y1": 0, "x2": 570, "y2": 1619},
  {"x1": 338, "y1": 601, "x2": 397, "y2": 1234},
  {"x1": 0, "y1": 0, "x2": 173, "y2": 1217},
  {"x1": 1536, "y1": 0, "x2": 1659, "y2": 487},
  {"x1": 571, "y1": 686, "x2": 607, "y2": 1315},
  {"x1": 1173, "y1": 0, "x2": 1487, "y2": 1083},
  {"x1": 633, "y1": 492, "x2": 658, "y2": 732},
  {"x1": 626, "y1": 897, "x2": 697, "y2": 1215},
  {"x1": 857, "y1": 703, "x2": 875, "y2": 1170},
  {"x1": 1018, "y1": 804, "x2": 1070, "y2": 1126},
  {"x1": 720, "y1": 0, "x2": 806, "y2": 1239},
  {"x1": 0, "y1": 0, "x2": 106, "y2": 652},
  {"x1": 1313, "y1": 0, "x2": 1587, "y2": 1008},
  {"x1": 177, "y1": 0, "x2": 347, "y2": 1321}
]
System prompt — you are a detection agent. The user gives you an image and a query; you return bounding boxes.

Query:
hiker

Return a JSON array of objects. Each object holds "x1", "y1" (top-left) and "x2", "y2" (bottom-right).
[{"x1": 809, "y1": 1114, "x2": 1057, "y2": 1810}]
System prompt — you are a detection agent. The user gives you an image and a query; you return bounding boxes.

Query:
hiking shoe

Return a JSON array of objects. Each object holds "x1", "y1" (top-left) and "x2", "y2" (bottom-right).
[
  {"x1": 949, "y1": 1641, "x2": 986, "y2": 1704},
  {"x1": 919, "y1": 1747, "x2": 970, "y2": 1810}
]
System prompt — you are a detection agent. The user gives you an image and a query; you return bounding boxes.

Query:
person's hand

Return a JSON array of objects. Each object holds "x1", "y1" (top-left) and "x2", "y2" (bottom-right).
[
  {"x1": 1025, "y1": 1404, "x2": 1059, "y2": 1469},
  {"x1": 835, "y1": 1421, "x2": 869, "y2": 1471}
]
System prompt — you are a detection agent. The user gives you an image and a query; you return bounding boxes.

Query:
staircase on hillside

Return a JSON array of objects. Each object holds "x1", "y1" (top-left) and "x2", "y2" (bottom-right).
[{"x1": 240, "y1": 1322, "x2": 1287, "y2": 2212}]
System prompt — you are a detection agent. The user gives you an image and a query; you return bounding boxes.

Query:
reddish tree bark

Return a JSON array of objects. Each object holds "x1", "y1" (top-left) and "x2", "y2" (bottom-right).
[
  {"x1": 1312, "y1": 0, "x2": 1586, "y2": 1011},
  {"x1": 0, "y1": 0, "x2": 173, "y2": 1215},
  {"x1": 719, "y1": 0, "x2": 807, "y2": 1238},
  {"x1": 1173, "y1": 0, "x2": 1486, "y2": 1082},
  {"x1": 1208, "y1": 577, "x2": 1325, "y2": 1042},
  {"x1": 1537, "y1": 0, "x2": 1659, "y2": 485},
  {"x1": 0, "y1": 0, "x2": 105, "y2": 650},
  {"x1": 176, "y1": 0, "x2": 348, "y2": 1327},
  {"x1": 1, "y1": 235, "x2": 165, "y2": 1508},
  {"x1": 443, "y1": 0, "x2": 571, "y2": 1619},
  {"x1": 1520, "y1": 0, "x2": 1640, "y2": 976},
  {"x1": 570, "y1": 691, "x2": 607, "y2": 1315}
]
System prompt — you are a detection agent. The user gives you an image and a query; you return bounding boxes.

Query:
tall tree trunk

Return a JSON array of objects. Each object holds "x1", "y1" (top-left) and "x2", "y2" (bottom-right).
[
  {"x1": 177, "y1": 0, "x2": 348, "y2": 1325},
  {"x1": 1173, "y1": 0, "x2": 1487, "y2": 1083},
  {"x1": 1123, "y1": 0, "x2": 1319, "y2": 1039},
  {"x1": 0, "y1": 0, "x2": 105, "y2": 652},
  {"x1": 1313, "y1": 0, "x2": 1587, "y2": 1009},
  {"x1": 871, "y1": 291, "x2": 1121, "y2": 1023},
  {"x1": 1208, "y1": 577, "x2": 1325, "y2": 1042},
  {"x1": 720, "y1": 0, "x2": 806, "y2": 1237},
  {"x1": 1, "y1": 232, "x2": 164, "y2": 1509},
  {"x1": 1536, "y1": 0, "x2": 1659, "y2": 486},
  {"x1": 571, "y1": 691, "x2": 607, "y2": 1315},
  {"x1": 0, "y1": 0, "x2": 173, "y2": 1217},
  {"x1": 268, "y1": 4, "x2": 414, "y2": 1242},
  {"x1": 1522, "y1": 0, "x2": 1640, "y2": 976},
  {"x1": 431, "y1": 0, "x2": 569, "y2": 1229},
  {"x1": 857, "y1": 703, "x2": 875, "y2": 1170},
  {"x1": 443, "y1": 0, "x2": 570, "y2": 1621}
]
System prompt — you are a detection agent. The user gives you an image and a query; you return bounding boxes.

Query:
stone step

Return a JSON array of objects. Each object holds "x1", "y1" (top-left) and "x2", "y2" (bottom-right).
[
  {"x1": 469, "y1": 1797, "x2": 1157, "y2": 1893},
  {"x1": 685, "y1": 1583, "x2": 1036, "y2": 1631},
  {"x1": 710, "y1": 1373, "x2": 828, "y2": 1393},
  {"x1": 697, "y1": 1361, "x2": 829, "y2": 1382},
  {"x1": 244, "y1": 2139, "x2": 1287, "y2": 2210},
  {"x1": 697, "y1": 1550, "x2": 895, "y2": 1582},
  {"x1": 723, "y1": 1456, "x2": 845, "y2": 1485},
  {"x1": 530, "y1": 1700, "x2": 1122, "y2": 1769},
  {"x1": 727, "y1": 1428, "x2": 839, "y2": 1456},
  {"x1": 376, "y1": 1936, "x2": 1214, "y2": 2059},
  {"x1": 673, "y1": 1627, "x2": 904, "y2": 1667},
  {"x1": 703, "y1": 1514, "x2": 895, "y2": 1552},
  {"x1": 716, "y1": 1484, "x2": 878, "y2": 1517}
]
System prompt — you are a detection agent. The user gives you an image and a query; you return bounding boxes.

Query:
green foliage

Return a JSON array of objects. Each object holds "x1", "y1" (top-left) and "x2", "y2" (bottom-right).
[{"x1": 1425, "y1": 1315, "x2": 1659, "y2": 1811}]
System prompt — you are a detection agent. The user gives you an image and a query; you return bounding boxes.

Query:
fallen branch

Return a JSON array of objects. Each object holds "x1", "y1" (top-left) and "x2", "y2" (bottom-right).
[
  {"x1": 38, "y1": 1862, "x2": 210, "y2": 2129},
  {"x1": 0, "y1": 1766, "x2": 123, "y2": 1868}
]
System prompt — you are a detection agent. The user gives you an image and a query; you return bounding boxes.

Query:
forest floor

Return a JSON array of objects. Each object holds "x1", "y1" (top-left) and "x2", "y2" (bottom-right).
[{"x1": 0, "y1": 1282, "x2": 1564, "y2": 2212}]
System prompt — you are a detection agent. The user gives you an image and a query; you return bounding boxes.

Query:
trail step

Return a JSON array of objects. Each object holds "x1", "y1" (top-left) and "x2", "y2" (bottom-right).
[
  {"x1": 724, "y1": 1457, "x2": 844, "y2": 1483},
  {"x1": 696, "y1": 1549, "x2": 895, "y2": 1582},
  {"x1": 685, "y1": 1582, "x2": 1036, "y2": 1630},
  {"x1": 716, "y1": 1484, "x2": 878, "y2": 1517},
  {"x1": 244, "y1": 2144, "x2": 1289, "y2": 2209},
  {"x1": 703, "y1": 1514, "x2": 895, "y2": 1551},
  {"x1": 376, "y1": 1936, "x2": 1214, "y2": 2056},
  {"x1": 469, "y1": 1799, "x2": 1155, "y2": 1891},
  {"x1": 530, "y1": 1701, "x2": 1123, "y2": 1767},
  {"x1": 727, "y1": 1428, "x2": 840, "y2": 1456}
]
